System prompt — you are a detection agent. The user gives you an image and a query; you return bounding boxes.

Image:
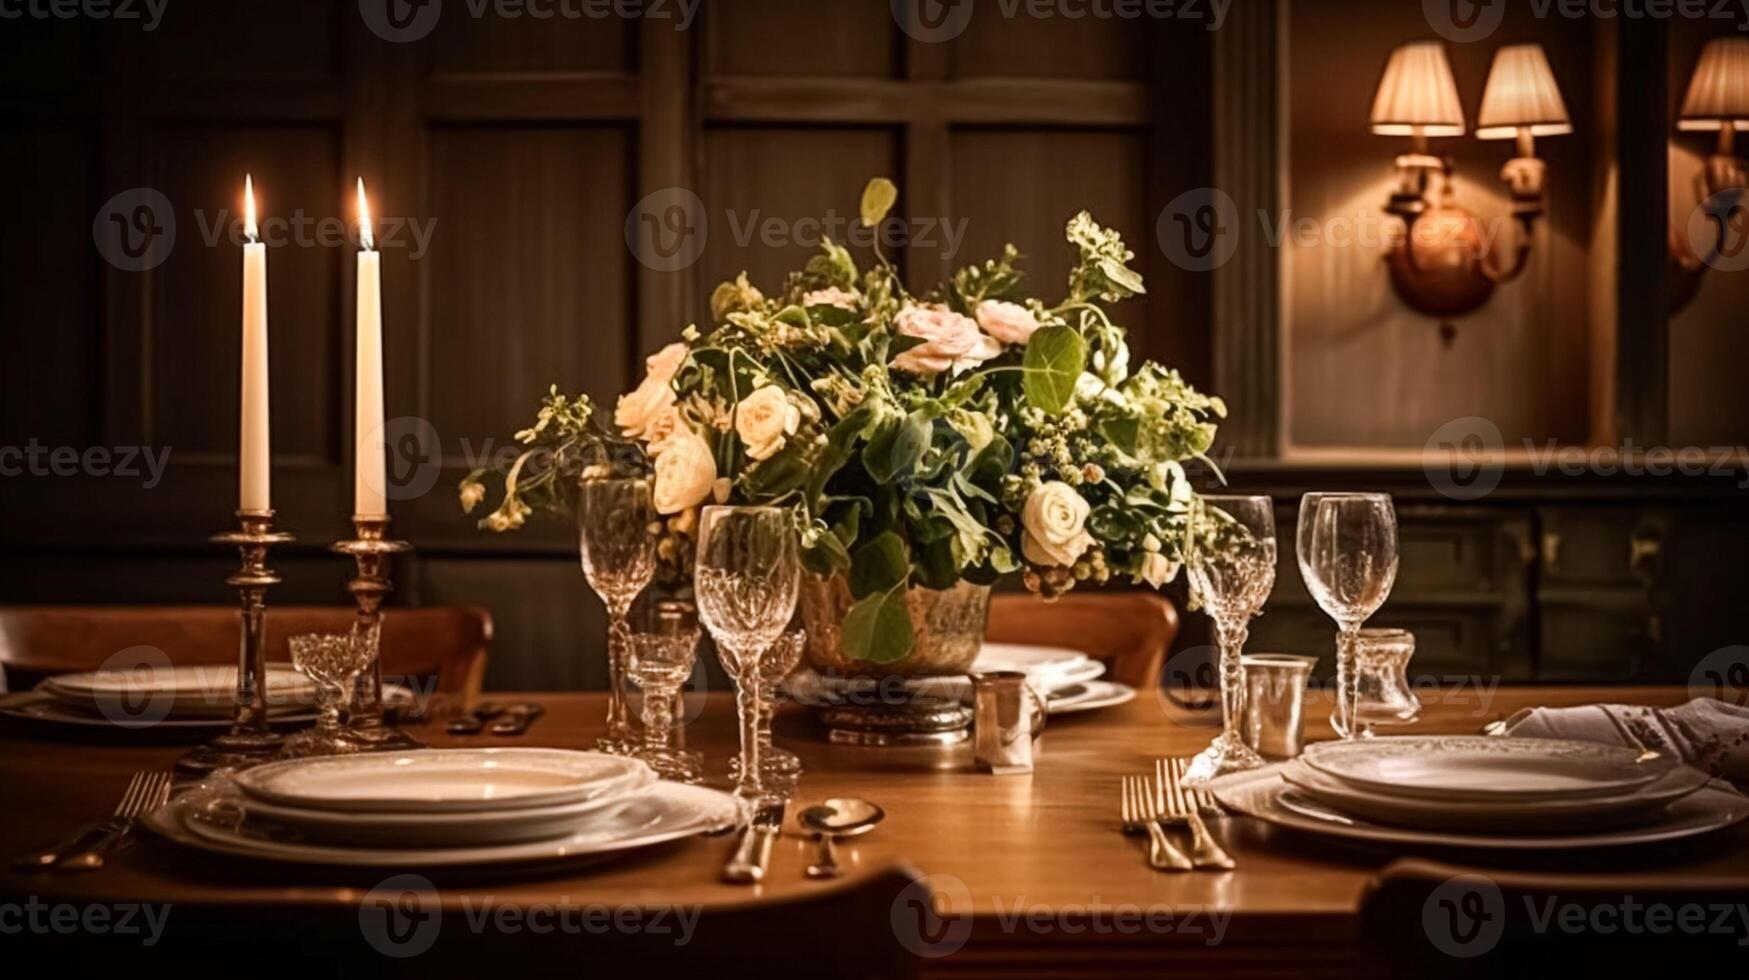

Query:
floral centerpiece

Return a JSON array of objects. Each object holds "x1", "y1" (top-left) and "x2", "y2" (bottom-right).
[{"x1": 462, "y1": 179, "x2": 1227, "y2": 671}]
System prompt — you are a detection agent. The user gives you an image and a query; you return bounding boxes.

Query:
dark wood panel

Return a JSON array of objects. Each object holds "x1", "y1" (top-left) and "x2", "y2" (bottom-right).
[
  {"x1": 0, "y1": 11, "x2": 95, "y2": 82},
  {"x1": 118, "y1": 0, "x2": 339, "y2": 78},
  {"x1": 417, "y1": 556, "x2": 605, "y2": 691},
  {"x1": 421, "y1": 124, "x2": 635, "y2": 464},
  {"x1": 424, "y1": 6, "x2": 634, "y2": 75},
  {"x1": 0, "y1": 121, "x2": 99, "y2": 446},
  {"x1": 948, "y1": 127, "x2": 1147, "y2": 328},
  {"x1": 701, "y1": 126, "x2": 900, "y2": 294},
  {"x1": 708, "y1": 0, "x2": 896, "y2": 79},
  {"x1": 145, "y1": 123, "x2": 343, "y2": 462},
  {"x1": 951, "y1": 7, "x2": 1148, "y2": 80}
]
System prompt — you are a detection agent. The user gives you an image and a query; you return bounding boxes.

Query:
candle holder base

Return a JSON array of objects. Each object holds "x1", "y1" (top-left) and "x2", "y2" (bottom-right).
[
  {"x1": 332, "y1": 515, "x2": 422, "y2": 753},
  {"x1": 177, "y1": 510, "x2": 294, "y2": 777}
]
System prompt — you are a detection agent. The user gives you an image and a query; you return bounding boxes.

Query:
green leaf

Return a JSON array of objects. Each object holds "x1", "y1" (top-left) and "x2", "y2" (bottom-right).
[
  {"x1": 741, "y1": 448, "x2": 810, "y2": 499},
  {"x1": 1099, "y1": 416, "x2": 1140, "y2": 455},
  {"x1": 841, "y1": 587, "x2": 914, "y2": 664},
  {"x1": 850, "y1": 531, "x2": 909, "y2": 598},
  {"x1": 860, "y1": 177, "x2": 898, "y2": 229},
  {"x1": 1022, "y1": 325, "x2": 1087, "y2": 415},
  {"x1": 802, "y1": 530, "x2": 850, "y2": 576},
  {"x1": 862, "y1": 411, "x2": 931, "y2": 483}
]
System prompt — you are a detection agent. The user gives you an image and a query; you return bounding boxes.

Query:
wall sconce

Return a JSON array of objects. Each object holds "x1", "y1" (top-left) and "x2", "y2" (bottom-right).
[
  {"x1": 1372, "y1": 42, "x2": 1570, "y2": 343},
  {"x1": 1671, "y1": 36, "x2": 1749, "y2": 299}
]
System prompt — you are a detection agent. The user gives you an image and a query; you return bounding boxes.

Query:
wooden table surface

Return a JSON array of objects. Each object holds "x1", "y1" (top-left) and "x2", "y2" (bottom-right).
[{"x1": 3, "y1": 685, "x2": 1745, "y2": 973}]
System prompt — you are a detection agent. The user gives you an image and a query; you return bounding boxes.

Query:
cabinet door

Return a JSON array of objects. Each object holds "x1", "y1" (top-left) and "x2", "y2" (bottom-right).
[{"x1": 1535, "y1": 507, "x2": 1663, "y2": 680}]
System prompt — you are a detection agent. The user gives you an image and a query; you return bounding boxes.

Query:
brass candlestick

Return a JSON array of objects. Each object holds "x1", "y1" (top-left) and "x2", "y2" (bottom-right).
[
  {"x1": 176, "y1": 510, "x2": 295, "y2": 777},
  {"x1": 332, "y1": 514, "x2": 421, "y2": 750}
]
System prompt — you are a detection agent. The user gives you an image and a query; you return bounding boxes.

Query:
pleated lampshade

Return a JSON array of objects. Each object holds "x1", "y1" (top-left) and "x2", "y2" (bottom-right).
[
  {"x1": 1476, "y1": 44, "x2": 1572, "y2": 139},
  {"x1": 1679, "y1": 37, "x2": 1749, "y2": 132},
  {"x1": 1370, "y1": 41, "x2": 1466, "y2": 138}
]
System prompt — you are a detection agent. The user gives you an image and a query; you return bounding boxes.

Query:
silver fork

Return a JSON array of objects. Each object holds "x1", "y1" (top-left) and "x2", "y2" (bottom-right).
[
  {"x1": 1120, "y1": 775, "x2": 1191, "y2": 871},
  {"x1": 42, "y1": 771, "x2": 172, "y2": 872},
  {"x1": 1156, "y1": 759, "x2": 1236, "y2": 870}
]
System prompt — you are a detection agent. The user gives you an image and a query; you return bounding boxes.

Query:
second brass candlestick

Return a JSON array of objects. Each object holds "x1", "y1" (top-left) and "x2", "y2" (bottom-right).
[{"x1": 332, "y1": 514, "x2": 421, "y2": 751}]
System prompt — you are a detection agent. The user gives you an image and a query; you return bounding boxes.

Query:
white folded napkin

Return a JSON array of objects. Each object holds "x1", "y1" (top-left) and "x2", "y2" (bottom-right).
[{"x1": 1499, "y1": 698, "x2": 1749, "y2": 784}]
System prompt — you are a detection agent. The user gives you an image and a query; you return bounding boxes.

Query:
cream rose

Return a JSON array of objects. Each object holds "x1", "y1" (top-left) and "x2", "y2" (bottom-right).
[
  {"x1": 641, "y1": 406, "x2": 685, "y2": 456},
  {"x1": 890, "y1": 305, "x2": 1003, "y2": 375},
  {"x1": 802, "y1": 286, "x2": 859, "y2": 311},
  {"x1": 652, "y1": 429, "x2": 717, "y2": 515},
  {"x1": 734, "y1": 386, "x2": 801, "y2": 461},
  {"x1": 615, "y1": 343, "x2": 687, "y2": 439},
  {"x1": 1020, "y1": 481, "x2": 1095, "y2": 568},
  {"x1": 974, "y1": 299, "x2": 1041, "y2": 345},
  {"x1": 1139, "y1": 552, "x2": 1179, "y2": 588}
]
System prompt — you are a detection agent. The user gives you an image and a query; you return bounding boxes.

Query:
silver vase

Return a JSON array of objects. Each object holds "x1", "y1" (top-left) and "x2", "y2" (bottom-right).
[{"x1": 797, "y1": 574, "x2": 991, "y2": 678}]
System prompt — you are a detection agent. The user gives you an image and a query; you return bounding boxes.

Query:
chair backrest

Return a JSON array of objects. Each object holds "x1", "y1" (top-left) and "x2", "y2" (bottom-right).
[
  {"x1": 0, "y1": 605, "x2": 491, "y2": 700},
  {"x1": 1360, "y1": 856, "x2": 1749, "y2": 973},
  {"x1": 986, "y1": 591, "x2": 1178, "y2": 688}
]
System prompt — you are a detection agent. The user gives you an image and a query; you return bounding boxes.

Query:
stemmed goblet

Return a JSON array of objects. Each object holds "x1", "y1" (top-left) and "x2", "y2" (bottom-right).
[
  {"x1": 1296, "y1": 492, "x2": 1399, "y2": 740},
  {"x1": 726, "y1": 629, "x2": 806, "y2": 791},
  {"x1": 281, "y1": 622, "x2": 378, "y2": 758},
  {"x1": 1183, "y1": 495, "x2": 1278, "y2": 785},
  {"x1": 694, "y1": 506, "x2": 799, "y2": 806},
  {"x1": 579, "y1": 477, "x2": 658, "y2": 755},
  {"x1": 628, "y1": 609, "x2": 704, "y2": 783}
]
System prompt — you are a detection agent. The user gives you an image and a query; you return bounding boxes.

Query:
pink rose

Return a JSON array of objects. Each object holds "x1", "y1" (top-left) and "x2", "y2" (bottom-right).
[
  {"x1": 890, "y1": 305, "x2": 1002, "y2": 375},
  {"x1": 802, "y1": 287, "x2": 859, "y2": 311},
  {"x1": 615, "y1": 343, "x2": 687, "y2": 439},
  {"x1": 975, "y1": 299, "x2": 1041, "y2": 345}
]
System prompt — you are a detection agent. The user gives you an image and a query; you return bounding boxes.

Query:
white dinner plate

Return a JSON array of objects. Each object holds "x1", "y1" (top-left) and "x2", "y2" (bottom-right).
[
  {"x1": 1280, "y1": 759, "x2": 1712, "y2": 833},
  {"x1": 1302, "y1": 735, "x2": 1676, "y2": 803},
  {"x1": 143, "y1": 780, "x2": 738, "y2": 869},
  {"x1": 234, "y1": 748, "x2": 653, "y2": 814},
  {"x1": 231, "y1": 767, "x2": 657, "y2": 846},
  {"x1": 0, "y1": 684, "x2": 416, "y2": 731},
  {"x1": 1046, "y1": 680, "x2": 1137, "y2": 716},
  {"x1": 1210, "y1": 764, "x2": 1749, "y2": 850},
  {"x1": 43, "y1": 665, "x2": 318, "y2": 718}
]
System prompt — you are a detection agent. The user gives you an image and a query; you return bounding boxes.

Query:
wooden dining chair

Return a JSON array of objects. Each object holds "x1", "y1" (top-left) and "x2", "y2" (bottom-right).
[
  {"x1": 1360, "y1": 856, "x2": 1749, "y2": 973},
  {"x1": 985, "y1": 591, "x2": 1179, "y2": 688},
  {"x1": 0, "y1": 605, "x2": 492, "y2": 701}
]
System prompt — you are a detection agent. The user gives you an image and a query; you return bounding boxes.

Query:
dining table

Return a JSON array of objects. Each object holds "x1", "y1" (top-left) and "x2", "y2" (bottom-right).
[{"x1": 3, "y1": 684, "x2": 1745, "y2": 975}]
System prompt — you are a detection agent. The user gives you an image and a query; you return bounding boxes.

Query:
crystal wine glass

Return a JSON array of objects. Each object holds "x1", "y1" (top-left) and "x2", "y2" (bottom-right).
[
  {"x1": 1183, "y1": 495, "x2": 1278, "y2": 784},
  {"x1": 694, "y1": 506, "x2": 799, "y2": 805},
  {"x1": 628, "y1": 615, "x2": 703, "y2": 783},
  {"x1": 726, "y1": 628, "x2": 806, "y2": 791},
  {"x1": 1296, "y1": 492, "x2": 1399, "y2": 740},
  {"x1": 579, "y1": 477, "x2": 658, "y2": 755},
  {"x1": 282, "y1": 623, "x2": 377, "y2": 759}
]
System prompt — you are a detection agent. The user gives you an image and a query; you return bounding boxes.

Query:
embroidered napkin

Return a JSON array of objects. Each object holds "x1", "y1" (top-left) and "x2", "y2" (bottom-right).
[{"x1": 1499, "y1": 698, "x2": 1749, "y2": 784}]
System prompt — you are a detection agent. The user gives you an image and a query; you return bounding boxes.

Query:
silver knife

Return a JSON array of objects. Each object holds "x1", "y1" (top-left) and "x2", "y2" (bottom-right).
[{"x1": 721, "y1": 799, "x2": 785, "y2": 883}]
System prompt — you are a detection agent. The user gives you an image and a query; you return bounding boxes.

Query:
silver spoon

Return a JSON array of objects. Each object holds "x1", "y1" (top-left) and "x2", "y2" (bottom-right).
[{"x1": 797, "y1": 798, "x2": 885, "y2": 879}]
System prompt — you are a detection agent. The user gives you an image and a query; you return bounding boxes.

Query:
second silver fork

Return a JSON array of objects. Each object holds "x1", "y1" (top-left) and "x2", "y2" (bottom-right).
[{"x1": 1155, "y1": 758, "x2": 1236, "y2": 871}]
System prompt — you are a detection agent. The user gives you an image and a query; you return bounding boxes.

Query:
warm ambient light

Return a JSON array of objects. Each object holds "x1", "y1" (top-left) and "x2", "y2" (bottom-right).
[
  {"x1": 244, "y1": 173, "x2": 259, "y2": 243},
  {"x1": 1371, "y1": 40, "x2": 1571, "y2": 341},
  {"x1": 1369, "y1": 41, "x2": 1466, "y2": 144},
  {"x1": 356, "y1": 177, "x2": 375, "y2": 251},
  {"x1": 1678, "y1": 37, "x2": 1749, "y2": 137},
  {"x1": 1477, "y1": 44, "x2": 1573, "y2": 156}
]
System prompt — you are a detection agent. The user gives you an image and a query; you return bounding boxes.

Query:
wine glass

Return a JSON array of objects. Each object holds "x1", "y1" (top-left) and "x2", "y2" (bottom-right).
[
  {"x1": 282, "y1": 623, "x2": 377, "y2": 758},
  {"x1": 1296, "y1": 492, "x2": 1399, "y2": 740},
  {"x1": 1183, "y1": 495, "x2": 1278, "y2": 784},
  {"x1": 627, "y1": 609, "x2": 704, "y2": 783},
  {"x1": 579, "y1": 477, "x2": 658, "y2": 755},
  {"x1": 726, "y1": 628, "x2": 806, "y2": 791},
  {"x1": 694, "y1": 506, "x2": 799, "y2": 805}
]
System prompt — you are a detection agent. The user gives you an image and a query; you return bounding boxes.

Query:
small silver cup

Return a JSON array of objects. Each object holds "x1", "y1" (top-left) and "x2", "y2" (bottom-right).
[
  {"x1": 970, "y1": 671, "x2": 1048, "y2": 774},
  {"x1": 1240, "y1": 653, "x2": 1317, "y2": 759}
]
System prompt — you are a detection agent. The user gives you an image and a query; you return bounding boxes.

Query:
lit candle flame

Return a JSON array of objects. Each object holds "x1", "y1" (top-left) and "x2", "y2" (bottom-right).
[
  {"x1": 244, "y1": 174, "x2": 258, "y2": 243},
  {"x1": 356, "y1": 178, "x2": 375, "y2": 251}
]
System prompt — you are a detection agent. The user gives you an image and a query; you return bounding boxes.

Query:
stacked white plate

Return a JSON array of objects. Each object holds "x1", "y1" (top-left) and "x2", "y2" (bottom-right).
[
  {"x1": 781, "y1": 641, "x2": 1137, "y2": 716},
  {"x1": 11, "y1": 665, "x2": 415, "y2": 729},
  {"x1": 141, "y1": 748, "x2": 740, "y2": 868},
  {"x1": 1209, "y1": 735, "x2": 1749, "y2": 850}
]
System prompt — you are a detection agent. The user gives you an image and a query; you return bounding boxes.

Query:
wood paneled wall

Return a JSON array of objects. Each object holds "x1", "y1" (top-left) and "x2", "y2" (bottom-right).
[{"x1": 0, "y1": 1, "x2": 1208, "y2": 690}]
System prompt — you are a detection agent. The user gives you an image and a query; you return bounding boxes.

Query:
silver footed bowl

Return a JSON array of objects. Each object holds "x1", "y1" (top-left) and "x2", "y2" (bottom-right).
[{"x1": 797, "y1": 574, "x2": 990, "y2": 678}]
